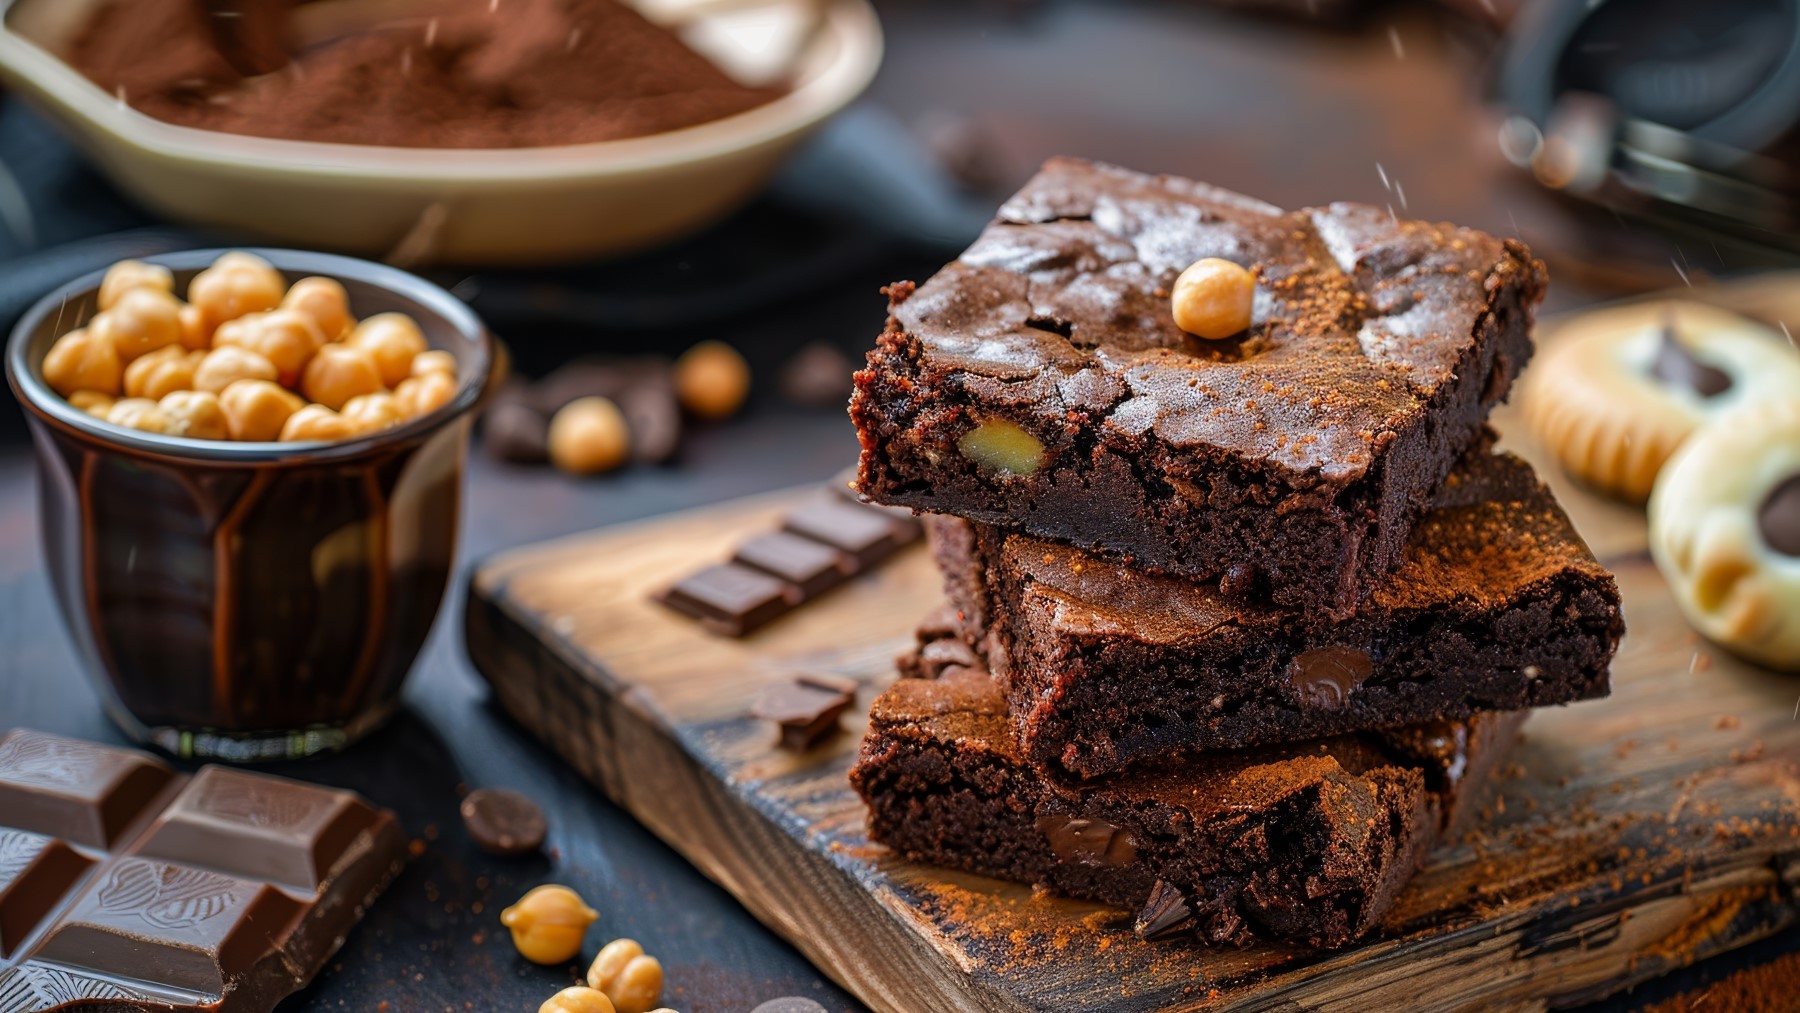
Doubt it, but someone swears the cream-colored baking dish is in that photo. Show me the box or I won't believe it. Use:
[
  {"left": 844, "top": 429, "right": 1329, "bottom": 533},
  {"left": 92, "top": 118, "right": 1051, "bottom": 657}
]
[{"left": 0, "top": 0, "right": 881, "bottom": 264}]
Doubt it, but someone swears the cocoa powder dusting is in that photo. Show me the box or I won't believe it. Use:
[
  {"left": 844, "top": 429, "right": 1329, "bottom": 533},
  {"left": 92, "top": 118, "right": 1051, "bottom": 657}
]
[
  {"left": 68, "top": 0, "right": 783, "bottom": 148},
  {"left": 1641, "top": 948, "right": 1800, "bottom": 1013}
]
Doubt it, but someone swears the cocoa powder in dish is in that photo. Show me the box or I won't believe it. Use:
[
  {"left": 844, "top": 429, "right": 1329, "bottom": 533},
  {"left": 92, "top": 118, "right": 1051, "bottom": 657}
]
[{"left": 68, "top": 0, "right": 784, "bottom": 149}]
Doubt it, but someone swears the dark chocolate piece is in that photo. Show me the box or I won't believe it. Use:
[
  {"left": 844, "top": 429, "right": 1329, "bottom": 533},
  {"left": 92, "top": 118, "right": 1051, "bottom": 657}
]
[
  {"left": 850, "top": 640, "right": 1527, "bottom": 949},
  {"left": 781, "top": 494, "right": 921, "bottom": 571},
  {"left": 460, "top": 788, "right": 548, "bottom": 857},
  {"left": 1759, "top": 475, "right": 1800, "bottom": 557},
  {"left": 932, "top": 450, "right": 1622, "bottom": 781},
  {"left": 483, "top": 400, "right": 551, "bottom": 464},
  {"left": 1650, "top": 322, "right": 1733, "bottom": 398},
  {"left": 750, "top": 1000, "right": 829, "bottom": 1013},
  {"left": 656, "top": 563, "right": 801, "bottom": 637},
  {"left": 751, "top": 676, "right": 857, "bottom": 751},
  {"left": 1133, "top": 880, "right": 1197, "bottom": 942},
  {"left": 0, "top": 728, "right": 405, "bottom": 1012},
  {"left": 732, "top": 531, "right": 855, "bottom": 600},
  {"left": 851, "top": 157, "right": 1546, "bottom": 616}
]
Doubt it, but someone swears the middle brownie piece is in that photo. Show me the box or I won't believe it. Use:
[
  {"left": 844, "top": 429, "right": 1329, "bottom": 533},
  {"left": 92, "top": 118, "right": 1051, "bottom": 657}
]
[{"left": 932, "top": 449, "right": 1623, "bottom": 782}]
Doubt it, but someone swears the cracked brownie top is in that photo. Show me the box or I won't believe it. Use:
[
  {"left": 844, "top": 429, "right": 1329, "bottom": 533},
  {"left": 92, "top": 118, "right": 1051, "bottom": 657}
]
[{"left": 888, "top": 157, "right": 1546, "bottom": 483}]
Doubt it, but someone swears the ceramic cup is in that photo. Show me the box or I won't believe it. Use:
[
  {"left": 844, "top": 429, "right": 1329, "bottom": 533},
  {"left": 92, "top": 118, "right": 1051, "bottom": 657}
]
[{"left": 6, "top": 249, "right": 495, "bottom": 760}]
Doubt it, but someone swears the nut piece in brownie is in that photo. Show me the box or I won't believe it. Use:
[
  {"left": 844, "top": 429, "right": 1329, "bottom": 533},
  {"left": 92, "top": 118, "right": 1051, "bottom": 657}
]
[
  {"left": 851, "top": 157, "right": 1546, "bottom": 615},
  {"left": 850, "top": 630, "right": 1525, "bottom": 949},
  {"left": 930, "top": 449, "right": 1620, "bottom": 782}
]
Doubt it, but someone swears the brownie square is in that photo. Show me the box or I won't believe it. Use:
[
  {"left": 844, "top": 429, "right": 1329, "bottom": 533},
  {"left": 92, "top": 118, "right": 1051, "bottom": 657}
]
[
  {"left": 930, "top": 449, "right": 1621, "bottom": 782},
  {"left": 851, "top": 157, "right": 1547, "bottom": 615},
  {"left": 850, "top": 630, "right": 1525, "bottom": 950}
]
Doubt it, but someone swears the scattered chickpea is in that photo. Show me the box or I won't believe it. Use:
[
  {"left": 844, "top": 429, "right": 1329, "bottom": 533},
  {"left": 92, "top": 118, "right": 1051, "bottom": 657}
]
[
  {"left": 500, "top": 885, "right": 598, "bottom": 966},
  {"left": 549, "top": 397, "right": 630, "bottom": 475},
  {"left": 279, "top": 404, "right": 356, "bottom": 442},
  {"left": 341, "top": 391, "right": 404, "bottom": 435},
  {"left": 194, "top": 346, "right": 280, "bottom": 395},
  {"left": 214, "top": 309, "right": 326, "bottom": 385},
  {"left": 280, "top": 276, "right": 353, "bottom": 340},
  {"left": 97, "top": 259, "right": 174, "bottom": 311},
  {"left": 219, "top": 379, "right": 304, "bottom": 442},
  {"left": 92, "top": 287, "right": 185, "bottom": 362},
  {"left": 177, "top": 303, "right": 212, "bottom": 351},
  {"left": 411, "top": 349, "right": 457, "bottom": 377},
  {"left": 587, "top": 939, "right": 663, "bottom": 1013},
  {"left": 159, "top": 390, "right": 230, "bottom": 440},
  {"left": 673, "top": 340, "right": 750, "bottom": 419},
  {"left": 349, "top": 312, "right": 428, "bottom": 387},
  {"left": 67, "top": 391, "right": 116, "bottom": 417},
  {"left": 43, "top": 328, "right": 122, "bottom": 397},
  {"left": 1170, "top": 257, "right": 1255, "bottom": 340},
  {"left": 302, "top": 344, "right": 384, "bottom": 411},
  {"left": 105, "top": 398, "right": 173, "bottom": 434},
  {"left": 395, "top": 369, "right": 456, "bottom": 419},
  {"left": 189, "top": 251, "right": 284, "bottom": 327},
  {"left": 124, "top": 346, "right": 203, "bottom": 401},
  {"left": 540, "top": 987, "right": 616, "bottom": 1013}
]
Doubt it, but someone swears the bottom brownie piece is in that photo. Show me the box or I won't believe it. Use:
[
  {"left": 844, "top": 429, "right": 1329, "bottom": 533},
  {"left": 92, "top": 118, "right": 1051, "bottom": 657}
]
[{"left": 850, "top": 625, "right": 1524, "bottom": 949}]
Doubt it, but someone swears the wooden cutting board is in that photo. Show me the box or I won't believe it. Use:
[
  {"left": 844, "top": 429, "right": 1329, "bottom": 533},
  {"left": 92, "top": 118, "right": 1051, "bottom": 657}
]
[{"left": 464, "top": 288, "right": 1800, "bottom": 1013}]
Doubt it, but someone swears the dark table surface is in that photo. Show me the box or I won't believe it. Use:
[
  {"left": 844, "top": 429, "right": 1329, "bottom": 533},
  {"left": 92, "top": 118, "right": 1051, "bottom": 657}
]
[{"left": 2, "top": 1, "right": 1797, "bottom": 1010}]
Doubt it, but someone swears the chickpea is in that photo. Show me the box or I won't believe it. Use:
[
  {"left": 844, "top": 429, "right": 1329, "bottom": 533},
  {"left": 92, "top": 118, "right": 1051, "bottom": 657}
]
[
  {"left": 194, "top": 346, "right": 279, "bottom": 394},
  {"left": 91, "top": 287, "right": 185, "bottom": 363},
  {"left": 214, "top": 309, "right": 325, "bottom": 385},
  {"left": 124, "top": 345, "right": 202, "bottom": 401},
  {"left": 411, "top": 349, "right": 457, "bottom": 377},
  {"left": 395, "top": 370, "right": 456, "bottom": 419},
  {"left": 587, "top": 939, "right": 663, "bottom": 1013},
  {"left": 159, "top": 390, "right": 230, "bottom": 440},
  {"left": 499, "top": 885, "right": 597, "bottom": 966},
  {"left": 302, "top": 344, "right": 384, "bottom": 411},
  {"left": 280, "top": 276, "right": 353, "bottom": 340},
  {"left": 219, "top": 379, "right": 304, "bottom": 442},
  {"left": 43, "top": 328, "right": 123, "bottom": 397},
  {"left": 189, "top": 251, "right": 284, "bottom": 328},
  {"left": 279, "top": 404, "right": 357, "bottom": 442},
  {"left": 67, "top": 391, "right": 116, "bottom": 417},
  {"left": 341, "top": 391, "right": 404, "bottom": 435},
  {"left": 98, "top": 259, "right": 174, "bottom": 311},
  {"left": 348, "top": 312, "right": 428, "bottom": 387},
  {"left": 549, "top": 397, "right": 629, "bottom": 475},
  {"left": 1170, "top": 257, "right": 1255, "bottom": 340},
  {"left": 177, "top": 303, "right": 212, "bottom": 351},
  {"left": 541, "top": 987, "right": 616, "bottom": 1013},
  {"left": 105, "top": 398, "right": 173, "bottom": 434},
  {"left": 673, "top": 340, "right": 750, "bottom": 420}
]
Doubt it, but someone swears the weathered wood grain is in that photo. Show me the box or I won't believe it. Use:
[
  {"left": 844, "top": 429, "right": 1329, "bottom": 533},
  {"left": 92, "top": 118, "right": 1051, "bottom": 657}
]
[{"left": 465, "top": 291, "right": 1800, "bottom": 1012}]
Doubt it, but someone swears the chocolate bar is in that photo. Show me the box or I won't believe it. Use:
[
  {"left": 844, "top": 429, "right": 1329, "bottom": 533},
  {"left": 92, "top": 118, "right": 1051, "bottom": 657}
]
[{"left": 0, "top": 729, "right": 405, "bottom": 1011}]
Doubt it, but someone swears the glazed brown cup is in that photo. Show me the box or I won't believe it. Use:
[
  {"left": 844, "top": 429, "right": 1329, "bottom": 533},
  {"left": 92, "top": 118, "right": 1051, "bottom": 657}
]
[{"left": 6, "top": 249, "right": 495, "bottom": 760}]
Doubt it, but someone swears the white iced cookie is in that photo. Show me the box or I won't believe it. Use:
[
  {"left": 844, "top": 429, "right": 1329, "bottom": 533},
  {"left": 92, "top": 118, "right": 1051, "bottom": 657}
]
[
  {"left": 1524, "top": 301, "right": 1800, "bottom": 503},
  {"left": 1649, "top": 401, "right": 1800, "bottom": 671}
]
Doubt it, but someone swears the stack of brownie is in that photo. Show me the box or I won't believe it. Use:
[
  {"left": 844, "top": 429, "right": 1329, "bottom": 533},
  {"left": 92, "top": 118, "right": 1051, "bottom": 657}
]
[{"left": 846, "top": 158, "right": 1625, "bottom": 949}]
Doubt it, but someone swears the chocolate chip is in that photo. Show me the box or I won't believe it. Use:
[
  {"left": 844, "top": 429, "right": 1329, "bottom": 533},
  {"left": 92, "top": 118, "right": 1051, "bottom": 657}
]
[
  {"left": 657, "top": 563, "right": 802, "bottom": 636},
  {"left": 460, "top": 788, "right": 547, "bottom": 857},
  {"left": 1035, "top": 814, "right": 1137, "bottom": 867},
  {"left": 751, "top": 675, "right": 857, "bottom": 750},
  {"left": 1134, "top": 879, "right": 1197, "bottom": 942},
  {"left": 750, "top": 1000, "right": 828, "bottom": 1013},
  {"left": 1289, "top": 646, "right": 1373, "bottom": 708},
  {"left": 483, "top": 400, "right": 550, "bottom": 464},
  {"left": 1218, "top": 562, "right": 1258, "bottom": 599},
  {"left": 1649, "top": 322, "right": 1732, "bottom": 397},
  {"left": 779, "top": 342, "right": 856, "bottom": 409},
  {"left": 1759, "top": 475, "right": 1800, "bottom": 557}
]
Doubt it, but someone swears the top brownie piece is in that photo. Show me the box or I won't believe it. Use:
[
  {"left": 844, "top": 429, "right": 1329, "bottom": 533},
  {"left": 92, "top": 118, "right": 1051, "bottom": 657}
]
[{"left": 851, "top": 158, "right": 1547, "bottom": 614}]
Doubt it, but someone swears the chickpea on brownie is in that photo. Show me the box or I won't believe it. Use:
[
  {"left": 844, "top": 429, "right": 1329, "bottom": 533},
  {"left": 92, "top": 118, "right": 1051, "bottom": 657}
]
[{"left": 43, "top": 253, "right": 459, "bottom": 442}]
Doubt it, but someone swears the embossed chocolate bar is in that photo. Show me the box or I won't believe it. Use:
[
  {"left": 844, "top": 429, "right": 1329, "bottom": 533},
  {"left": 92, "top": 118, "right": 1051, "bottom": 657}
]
[{"left": 0, "top": 729, "right": 405, "bottom": 1011}]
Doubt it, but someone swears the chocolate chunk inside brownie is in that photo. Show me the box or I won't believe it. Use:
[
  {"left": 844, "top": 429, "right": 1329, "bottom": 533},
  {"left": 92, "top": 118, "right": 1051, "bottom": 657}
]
[
  {"left": 851, "top": 157, "right": 1546, "bottom": 616},
  {"left": 850, "top": 631, "right": 1525, "bottom": 949},
  {"left": 930, "top": 448, "right": 1621, "bottom": 782}
]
